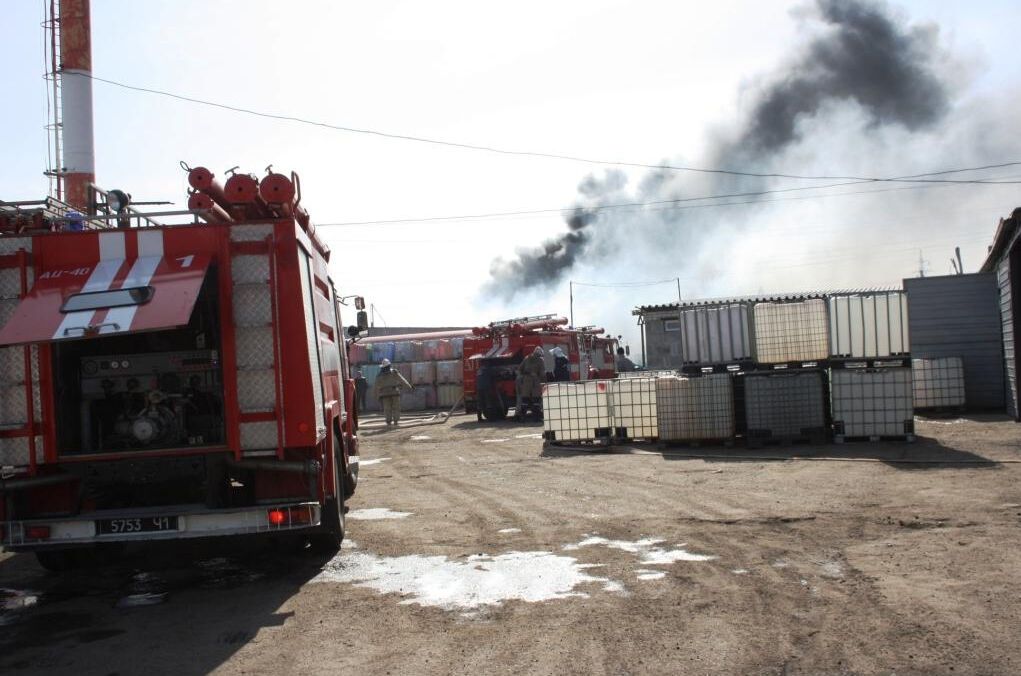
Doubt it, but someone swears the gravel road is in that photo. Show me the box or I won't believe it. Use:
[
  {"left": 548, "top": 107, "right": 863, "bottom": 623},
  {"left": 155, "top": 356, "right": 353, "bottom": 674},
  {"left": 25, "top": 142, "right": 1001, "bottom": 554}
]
[{"left": 2, "top": 412, "right": 1019, "bottom": 675}]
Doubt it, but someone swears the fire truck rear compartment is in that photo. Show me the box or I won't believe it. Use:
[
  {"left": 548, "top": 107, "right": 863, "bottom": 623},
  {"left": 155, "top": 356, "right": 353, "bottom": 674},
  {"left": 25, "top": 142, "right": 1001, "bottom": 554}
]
[{"left": 52, "top": 269, "right": 226, "bottom": 455}]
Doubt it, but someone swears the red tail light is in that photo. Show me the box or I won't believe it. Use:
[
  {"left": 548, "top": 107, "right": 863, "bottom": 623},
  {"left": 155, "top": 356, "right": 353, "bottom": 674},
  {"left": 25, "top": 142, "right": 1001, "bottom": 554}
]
[
  {"left": 26, "top": 525, "right": 51, "bottom": 540},
  {"left": 267, "top": 507, "right": 313, "bottom": 527}
]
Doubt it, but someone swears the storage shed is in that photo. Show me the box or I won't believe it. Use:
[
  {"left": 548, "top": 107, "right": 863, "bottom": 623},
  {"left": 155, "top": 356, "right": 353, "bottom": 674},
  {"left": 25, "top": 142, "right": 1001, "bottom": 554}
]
[
  {"left": 903, "top": 273, "right": 1003, "bottom": 411},
  {"left": 980, "top": 207, "right": 1021, "bottom": 420}
]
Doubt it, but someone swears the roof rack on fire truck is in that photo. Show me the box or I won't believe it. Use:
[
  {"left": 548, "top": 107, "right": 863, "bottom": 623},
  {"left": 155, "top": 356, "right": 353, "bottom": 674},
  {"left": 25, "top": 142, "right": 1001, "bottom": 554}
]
[
  {"left": 0, "top": 185, "right": 166, "bottom": 234},
  {"left": 487, "top": 314, "right": 561, "bottom": 328}
]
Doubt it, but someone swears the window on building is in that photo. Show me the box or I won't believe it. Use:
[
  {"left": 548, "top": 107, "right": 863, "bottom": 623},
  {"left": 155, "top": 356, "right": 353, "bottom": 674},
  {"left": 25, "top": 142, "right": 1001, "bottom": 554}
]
[{"left": 664, "top": 319, "right": 680, "bottom": 332}]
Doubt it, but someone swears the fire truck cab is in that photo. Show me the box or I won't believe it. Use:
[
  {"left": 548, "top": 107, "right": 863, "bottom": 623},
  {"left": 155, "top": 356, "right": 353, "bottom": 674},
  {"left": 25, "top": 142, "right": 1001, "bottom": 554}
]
[
  {"left": 462, "top": 315, "right": 617, "bottom": 421},
  {"left": 0, "top": 177, "right": 359, "bottom": 570}
]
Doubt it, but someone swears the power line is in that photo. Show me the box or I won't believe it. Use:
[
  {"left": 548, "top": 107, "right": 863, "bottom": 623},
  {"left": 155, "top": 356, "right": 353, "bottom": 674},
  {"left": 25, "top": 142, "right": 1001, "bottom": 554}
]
[
  {"left": 317, "top": 167, "right": 1021, "bottom": 228},
  {"left": 76, "top": 72, "right": 1021, "bottom": 187}
]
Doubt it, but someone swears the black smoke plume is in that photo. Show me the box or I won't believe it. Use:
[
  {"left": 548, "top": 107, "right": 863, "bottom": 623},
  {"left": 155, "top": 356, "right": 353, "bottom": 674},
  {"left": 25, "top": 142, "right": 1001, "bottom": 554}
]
[{"left": 486, "top": 0, "right": 950, "bottom": 297}]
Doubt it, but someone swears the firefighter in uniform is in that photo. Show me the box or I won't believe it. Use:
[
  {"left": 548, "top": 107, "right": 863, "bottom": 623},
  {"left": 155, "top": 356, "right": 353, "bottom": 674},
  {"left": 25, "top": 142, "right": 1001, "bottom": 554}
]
[
  {"left": 516, "top": 346, "right": 546, "bottom": 418},
  {"left": 373, "top": 359, "right": 413, "bottom": 427}
]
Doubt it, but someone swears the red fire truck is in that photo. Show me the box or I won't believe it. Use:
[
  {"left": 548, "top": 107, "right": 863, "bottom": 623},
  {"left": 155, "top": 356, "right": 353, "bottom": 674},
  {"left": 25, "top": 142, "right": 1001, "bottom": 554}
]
[
  {"left": 463, "top": 315, "right": 618, "bottom": 421},
  {"left": 0, "top": 168, "right": 361, "bottom": 570}
]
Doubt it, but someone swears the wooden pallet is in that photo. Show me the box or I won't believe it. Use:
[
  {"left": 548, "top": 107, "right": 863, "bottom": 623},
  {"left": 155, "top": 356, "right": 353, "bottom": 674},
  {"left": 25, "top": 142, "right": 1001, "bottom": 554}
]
[
  {"left": 658, "top": 438, "right": 735, "bottom": 449},
  {"left": 833, "top": 434, "right": 916, "bottom": 443},
  {"left": 745, "top": 429, "right": 829, "bottom": 448}
]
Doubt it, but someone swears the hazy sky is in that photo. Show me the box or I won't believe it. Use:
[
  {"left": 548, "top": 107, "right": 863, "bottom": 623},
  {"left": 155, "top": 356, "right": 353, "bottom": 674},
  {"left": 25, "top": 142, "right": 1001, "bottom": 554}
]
[{"left": 3, "top": 1, "right": 1020, "bottom": 357}]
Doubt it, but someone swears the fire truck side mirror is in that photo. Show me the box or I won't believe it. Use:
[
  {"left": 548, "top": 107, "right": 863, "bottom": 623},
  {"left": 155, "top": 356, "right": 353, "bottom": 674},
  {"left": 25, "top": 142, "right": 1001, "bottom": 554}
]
[
  {"left": 356, "top": 310, "right": 369, "bottom": 331},
  {"left": 354, "top": 296, "right": 365, "bottom": 311}
]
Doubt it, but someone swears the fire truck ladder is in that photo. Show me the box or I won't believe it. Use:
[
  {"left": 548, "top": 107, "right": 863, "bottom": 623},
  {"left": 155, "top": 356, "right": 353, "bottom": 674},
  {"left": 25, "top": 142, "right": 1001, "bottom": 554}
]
[
  {"left": 227, "top": 227, "right": 285, "bottom": 460},
  {"left": 0, "top": 242, "right": 42, "bottom": 476}
]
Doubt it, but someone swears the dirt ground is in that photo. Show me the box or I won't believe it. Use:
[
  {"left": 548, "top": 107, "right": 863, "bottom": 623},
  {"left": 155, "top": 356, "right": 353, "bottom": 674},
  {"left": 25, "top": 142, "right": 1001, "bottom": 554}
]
[{"left": 2, "top": 411, "right": 1020, "bottom": 675}]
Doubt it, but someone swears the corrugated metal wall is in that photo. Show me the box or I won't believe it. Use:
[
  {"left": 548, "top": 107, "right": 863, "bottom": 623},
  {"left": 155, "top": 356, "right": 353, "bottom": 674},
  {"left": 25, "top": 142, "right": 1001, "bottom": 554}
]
[
  {"left": 997, "top": 258, "right": 1017, "bottom": 418},
  {"left": 904, "top": 273, "right": 1004, "bottom": 410}
]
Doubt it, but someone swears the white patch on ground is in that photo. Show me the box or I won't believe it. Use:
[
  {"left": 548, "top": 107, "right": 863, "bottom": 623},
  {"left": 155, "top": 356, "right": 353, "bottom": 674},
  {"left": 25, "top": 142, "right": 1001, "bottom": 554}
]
[
  {"left": 772, "top": 560, "right": 791, "bottom": 569},
  {"left": 314, "top": 550, "right": 620, "bottom": 610},
  {"left": 732, "top": 568, "right": 749, "bottom": 575},
  {"left": 0, "top": 588, "right": 39, "bottom": 611},
  {"left": 498, "top": 528, "right": 522, "bottom": 534},
  {"left": 481, "top": 439, "right": 508, "bottom": 443},
  {"left": 819, "top": 561, "right": 844, "bottom": 579},
  {"left": 635, "top": 569, "right": 667, "bottom": 581},
  {"left": 564, "top": 536, "right": 716, "bottom": 564},
  {"left": 916, "top": 417, "right": 966, "bottom": 425},
  {"left": 359, "top": 457, "right": 390, "bottom": 466},
  {"left": 514, "top": 433, "right": 543, "bottom": 439},
  {"left": 410, "top": 435, "right": 431, "bottom": 441},
  {"left": 347, "top": 508, "right": 412, "bottom": 520}
]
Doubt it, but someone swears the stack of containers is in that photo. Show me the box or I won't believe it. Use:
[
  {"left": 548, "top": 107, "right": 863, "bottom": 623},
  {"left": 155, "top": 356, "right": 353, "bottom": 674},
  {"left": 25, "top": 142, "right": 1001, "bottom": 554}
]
[
  {"left": 655, "top": 374, "right": 735, "bottom": 443},
  {"left": 743, "top": 371, "right": 827, "bottom": 445},
  {"left": 830, "top": 367, "right": 914, "bottom": 441},
  {"left": 753, "top": 299, "right": 829, "bottom": 364},
  {"left": 359, "top": 364, "right": 381, "bottom": 412},
  {"left": 542, "top": 381, "right": 613, "bottom": 443},
  {"left": 911, "top": 357, "right": 965, "bottom": 410},
  {"left": 349, "top": 336, "right": 466, "bottom": 412},
  {"left": 611, "top": 377, "right": 658, "bottom": 440},
  {"left": 435, "top": 359, "right": 464, "bottom": 409}
]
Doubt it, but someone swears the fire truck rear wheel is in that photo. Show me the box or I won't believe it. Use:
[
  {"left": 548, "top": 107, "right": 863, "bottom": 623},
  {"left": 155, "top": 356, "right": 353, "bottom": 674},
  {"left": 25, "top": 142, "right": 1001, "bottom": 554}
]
[
  {"left": 35, "top": 548, "right": 84, "bottom": 573},
  {"left": 482, "top": 404, "right": 508, "bottom": 421},
  {"left": 309, "top": 431, "right": 346, "bottom": 555}
]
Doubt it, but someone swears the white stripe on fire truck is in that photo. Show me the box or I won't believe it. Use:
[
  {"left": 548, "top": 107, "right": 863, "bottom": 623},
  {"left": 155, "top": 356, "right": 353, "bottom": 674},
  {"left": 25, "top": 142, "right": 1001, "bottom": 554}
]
[
  {"left": 52, "top": 232, "right": 127, "bottom": 340},
  {"left": 100, "top": 231, "right": 164, "bottom": 335}
]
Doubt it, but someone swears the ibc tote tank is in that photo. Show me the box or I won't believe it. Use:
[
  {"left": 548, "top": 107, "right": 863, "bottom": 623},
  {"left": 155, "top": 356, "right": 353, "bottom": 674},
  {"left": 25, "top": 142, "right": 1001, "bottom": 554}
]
[
  {"left": 830, "top": 367, "right": 914, "bottom": 439},
  {"left": 743, "top": 371, "right": 827, "bottom": 442},
  {"left": 655, "top": 374, "right": 734, "bottom": 442},
  {"left": 753, "top": 299, "right": 830, "bottom": 364}
]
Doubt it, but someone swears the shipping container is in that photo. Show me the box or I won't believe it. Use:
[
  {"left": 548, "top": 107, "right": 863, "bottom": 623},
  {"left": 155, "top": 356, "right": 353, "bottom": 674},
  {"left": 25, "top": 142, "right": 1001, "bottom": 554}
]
[
  {"left": 655, "top": 374, "right": 735, "bottom": 442},
  {"left": 830, "top": 367, "right": 914, "bottom": 439},
  {"left": 611, "top": 377, "right": 658, "bottom": 440},
  {"left": 912, "top": 357, "right": 965, "bottom": 409},
  {"left": 743, "top": 371, "right": 827, "bottom": 442},
  {"left": 678, "top": 304, "right": 753, "bottom": 365},
  {"left": 542, "top": 381, "right": 613, "bottom": 443},
  {"left": 753, "top": 299, "right": 830, "bottom": 364},
  {"left": 829, "top": 292, "right": 909, "bottom": 358}
]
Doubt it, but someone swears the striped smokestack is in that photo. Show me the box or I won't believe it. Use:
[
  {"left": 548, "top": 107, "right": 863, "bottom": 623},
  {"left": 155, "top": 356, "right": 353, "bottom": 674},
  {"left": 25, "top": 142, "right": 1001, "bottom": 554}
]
[{"left": 59, "top": 0, "right": 95, "bottom": 211}]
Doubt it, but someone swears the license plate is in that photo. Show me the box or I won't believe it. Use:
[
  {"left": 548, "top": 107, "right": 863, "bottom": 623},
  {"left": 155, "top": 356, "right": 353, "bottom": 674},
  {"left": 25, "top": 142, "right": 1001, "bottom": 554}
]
[{"left": 97, "top": 516, "right": 179, "bottom": 535}]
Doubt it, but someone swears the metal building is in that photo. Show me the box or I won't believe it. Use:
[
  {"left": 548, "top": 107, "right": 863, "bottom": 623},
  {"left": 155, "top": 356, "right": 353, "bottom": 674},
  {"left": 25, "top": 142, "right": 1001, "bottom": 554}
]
[
  {"left": 980, "top": 207, "right": 1021, "bottom": 419},
  {"left": 903, "top": 273, "right": 1004, "bottom": 410}
]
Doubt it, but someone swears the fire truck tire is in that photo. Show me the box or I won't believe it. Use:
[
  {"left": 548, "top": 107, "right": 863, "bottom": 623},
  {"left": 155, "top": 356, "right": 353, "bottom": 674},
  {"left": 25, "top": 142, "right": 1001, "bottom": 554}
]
[
  {"left": 309, "top": 432, "right": 346, "bottom": 555},
  {"left": 481, "top": 404, "right": 508, "bottom": 421}
]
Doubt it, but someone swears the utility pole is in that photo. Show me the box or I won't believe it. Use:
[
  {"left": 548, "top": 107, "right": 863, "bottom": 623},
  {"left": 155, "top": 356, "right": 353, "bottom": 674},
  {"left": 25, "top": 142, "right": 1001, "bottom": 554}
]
[{"left": 569, "top": 281, "right": 574, "bottom": 327}]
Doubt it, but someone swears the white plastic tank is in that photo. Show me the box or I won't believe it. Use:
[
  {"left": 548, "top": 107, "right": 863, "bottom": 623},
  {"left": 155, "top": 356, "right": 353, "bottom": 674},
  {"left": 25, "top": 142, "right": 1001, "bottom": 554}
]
[
  {"left": 610, "top": 377, "right": 658, "bottom": 439},
  {"left": 678, "top": 304, "right": 753, "bottom": 365},
  {"left": 829, "top": 292, "right": 909, "bottom": 358},
  {"left": 912, "top": 357, "right": 965, "bottom": 409},
  {"left": 619, "top": 369, "right": 675, "bottom": 379},
  {"left": 400, "top": 387, "right": 429, "bottom": 411},
  {"left": 753, "top": 299, "right": 830, "bottom": 364},
  {"left": 744, "top": 371, "right": 827, "bottom": 440},
  {"left": 542, "top": 380, "right": 613, "bottom": 442},
  {"left": 830, "top": 367, "right": 913, "bottom": 438},
  {"left": 655, "top": 374, "right": 734, "bottom": 441}
]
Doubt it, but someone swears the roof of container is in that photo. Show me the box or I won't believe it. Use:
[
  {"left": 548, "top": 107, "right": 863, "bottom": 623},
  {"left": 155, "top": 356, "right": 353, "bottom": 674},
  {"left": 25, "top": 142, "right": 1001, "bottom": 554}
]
[
  {"left": 633, "top": 286, "right": 903, "bottom": 315},
  {"left": 979, "top": 206, "right": 1021, "bottom": 272}
]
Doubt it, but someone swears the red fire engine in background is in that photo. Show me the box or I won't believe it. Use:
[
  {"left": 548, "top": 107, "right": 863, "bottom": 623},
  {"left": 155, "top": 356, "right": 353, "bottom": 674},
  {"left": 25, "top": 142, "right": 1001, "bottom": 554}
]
[
  {"left": 0, "top": 166, "right": 363, "bottom": 570},
  {"left": 462, "top": 315, "right": 618, "bottom": 421}
]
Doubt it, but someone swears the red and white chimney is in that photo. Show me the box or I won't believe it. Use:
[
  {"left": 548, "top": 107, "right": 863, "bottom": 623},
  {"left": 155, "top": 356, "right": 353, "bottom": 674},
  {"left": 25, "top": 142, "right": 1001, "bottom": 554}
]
[{"left": 59, "top": 0, "right": 95, "bottom": 211}]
